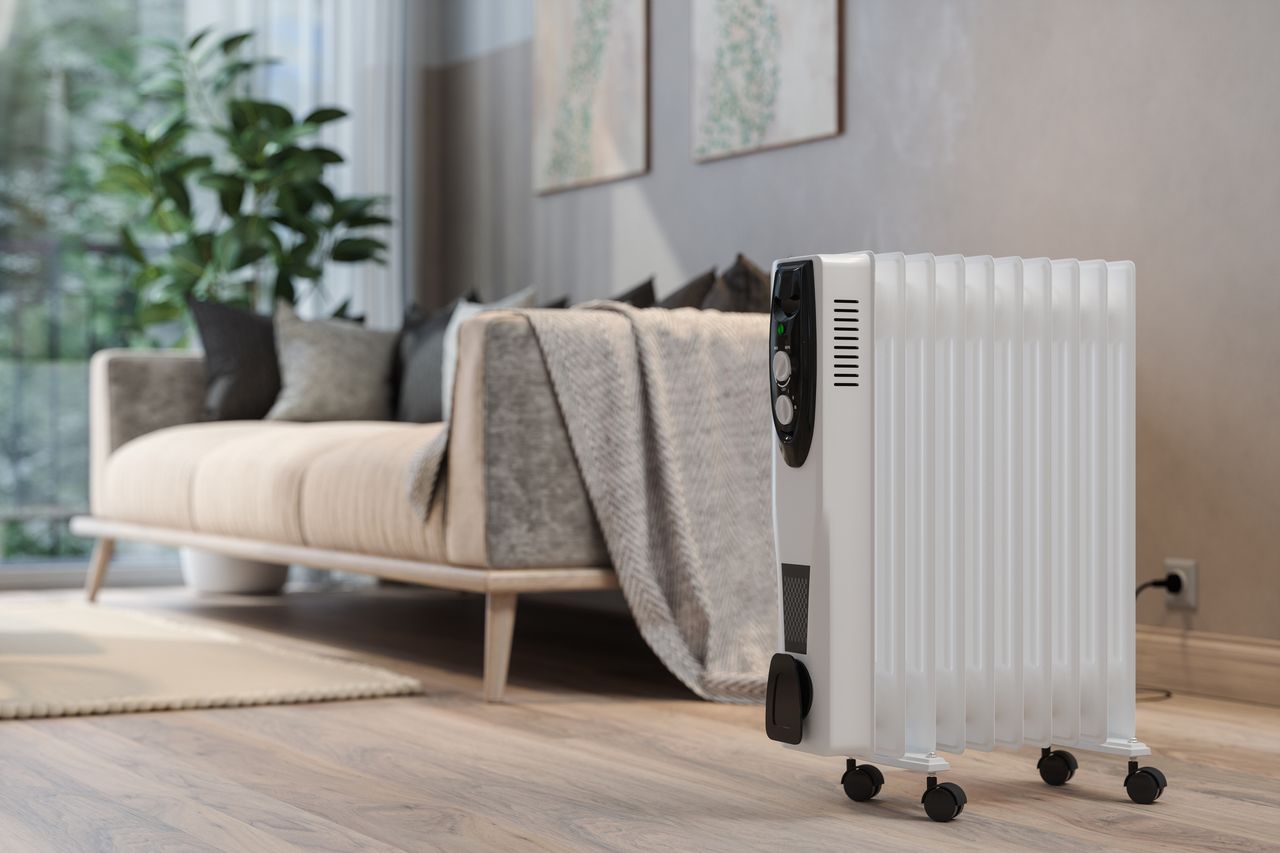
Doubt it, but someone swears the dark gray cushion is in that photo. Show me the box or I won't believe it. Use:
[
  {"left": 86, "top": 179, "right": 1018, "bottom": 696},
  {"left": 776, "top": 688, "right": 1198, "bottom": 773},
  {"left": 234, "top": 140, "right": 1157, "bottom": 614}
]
[
  {"left": 396, "top": 298, "right": 464, "bottom": 423},
  {"left": 188, "top": 299, "right": 280, "bottom": 420},
  {"left": 613, "top": 278, "right": 656, "bottom": 308},
  {"left": 659, "top": 268, "right": 716, "bottom": 309},
  {"left": 702, "top": 254, "right": 771, "bottom": 312}
]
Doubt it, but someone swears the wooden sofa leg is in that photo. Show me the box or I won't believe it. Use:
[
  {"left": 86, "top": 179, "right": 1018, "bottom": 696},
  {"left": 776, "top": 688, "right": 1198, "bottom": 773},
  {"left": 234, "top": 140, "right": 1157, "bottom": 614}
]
[
  {"left": 483, "top": 592, "right": 518, "bottom": 702},
  {"left": 85, "top": 537, "right": 116, "bottom": 603}
]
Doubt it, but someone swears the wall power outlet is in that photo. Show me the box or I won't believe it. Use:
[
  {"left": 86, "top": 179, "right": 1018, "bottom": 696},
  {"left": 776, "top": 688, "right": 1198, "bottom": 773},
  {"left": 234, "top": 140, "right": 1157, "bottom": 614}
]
[{"left": 1164, "top": 558, "right": 1198, "bottom": 611}]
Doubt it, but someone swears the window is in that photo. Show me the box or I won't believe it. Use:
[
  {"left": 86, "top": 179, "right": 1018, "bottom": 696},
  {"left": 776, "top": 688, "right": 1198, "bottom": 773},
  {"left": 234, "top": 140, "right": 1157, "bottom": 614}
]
[
  {"left": 0, "top": 0, "right": 183, "bottom": 570},
  {"left": 1, "top": 0, "right": 412, "bottom": 583}
]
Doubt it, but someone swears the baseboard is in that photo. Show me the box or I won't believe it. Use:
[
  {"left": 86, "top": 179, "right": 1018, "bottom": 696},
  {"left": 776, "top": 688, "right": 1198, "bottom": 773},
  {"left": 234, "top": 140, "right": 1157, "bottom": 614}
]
[
  {"left": 1137, "top": 625, "right": 1280, "bottom": 707},
  {"left": 0, "top": 562, "right": 181, "bottom": 591}
]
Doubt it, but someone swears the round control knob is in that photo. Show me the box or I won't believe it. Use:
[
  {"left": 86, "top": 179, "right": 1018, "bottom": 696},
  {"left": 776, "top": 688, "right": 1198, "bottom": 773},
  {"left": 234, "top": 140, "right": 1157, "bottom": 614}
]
[
  {"left": 773, "top": 350, "right": 792, "bottom": 385},
  {"left": 775, "top": 394, "right": 795, "bottom": 426}
]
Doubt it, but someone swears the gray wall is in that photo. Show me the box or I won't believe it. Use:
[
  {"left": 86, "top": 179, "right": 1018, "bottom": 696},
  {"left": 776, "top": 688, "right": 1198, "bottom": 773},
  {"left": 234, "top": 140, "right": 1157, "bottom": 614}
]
[{"left": 425, "top": 0, "right": 1280, "bottom": 641}]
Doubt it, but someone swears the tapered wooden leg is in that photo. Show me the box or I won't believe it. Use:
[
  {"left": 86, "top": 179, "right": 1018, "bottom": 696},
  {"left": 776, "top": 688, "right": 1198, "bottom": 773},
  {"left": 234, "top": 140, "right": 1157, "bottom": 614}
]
[
  {"left": 483, "top": 592, "right": 518, "bottom": 702},
  {"left": 85, "top": 537, "right": 115, "bottom": 603}
]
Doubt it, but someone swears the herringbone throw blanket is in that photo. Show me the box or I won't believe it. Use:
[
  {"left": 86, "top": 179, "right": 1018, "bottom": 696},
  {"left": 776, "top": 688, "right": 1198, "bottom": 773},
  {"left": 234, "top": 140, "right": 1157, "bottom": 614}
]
[
  {"left": 409, "top": 304, "right": 777, "bottom": 702},
  {"left": 527, "top": 305, "right": 775, "bottom": 702}
]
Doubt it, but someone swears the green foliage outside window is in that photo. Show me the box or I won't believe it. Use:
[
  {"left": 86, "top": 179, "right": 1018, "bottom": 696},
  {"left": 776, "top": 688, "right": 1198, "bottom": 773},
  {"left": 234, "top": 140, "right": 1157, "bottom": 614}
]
[
  {"left": 0, "top": 5, "right": 390, "bottom": 561},
  {"left": 1, "top": 0, "right": 177, "bottom": 561}
]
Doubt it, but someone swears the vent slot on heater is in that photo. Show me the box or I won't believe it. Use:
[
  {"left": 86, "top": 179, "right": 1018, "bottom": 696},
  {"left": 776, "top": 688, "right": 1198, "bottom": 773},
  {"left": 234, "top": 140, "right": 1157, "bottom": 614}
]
[
  {"left": 781, "top": 563, "right": 811, "bottom": 654},
  {"left": 832, "top": 298, "right": 860, "bottom": 387}
]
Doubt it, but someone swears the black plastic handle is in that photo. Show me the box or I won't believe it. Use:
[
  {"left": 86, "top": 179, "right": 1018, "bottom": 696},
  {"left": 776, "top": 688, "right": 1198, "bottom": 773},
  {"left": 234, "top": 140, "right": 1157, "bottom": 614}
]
[{"left": 765, "top": 652, "right": 813, "bottom": 744}]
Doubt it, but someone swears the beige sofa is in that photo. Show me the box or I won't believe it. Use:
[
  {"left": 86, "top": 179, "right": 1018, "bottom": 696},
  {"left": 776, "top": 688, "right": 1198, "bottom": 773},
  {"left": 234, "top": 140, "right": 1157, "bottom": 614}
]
[{"left": 73, "top": 311, "right": 616, "bottom": 701}]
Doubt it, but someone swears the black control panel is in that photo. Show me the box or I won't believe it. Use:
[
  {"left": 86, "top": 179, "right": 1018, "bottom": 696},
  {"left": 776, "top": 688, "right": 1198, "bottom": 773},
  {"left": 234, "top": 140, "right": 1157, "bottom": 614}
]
[{"left": 771, "top": 260, "right": 817, "bottom": 467}]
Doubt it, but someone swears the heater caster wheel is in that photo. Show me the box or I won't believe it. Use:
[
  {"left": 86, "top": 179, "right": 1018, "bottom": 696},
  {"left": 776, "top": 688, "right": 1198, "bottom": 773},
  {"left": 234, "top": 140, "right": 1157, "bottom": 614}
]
[
  {"left": 841, "top": 762, "right": 884, "bottom": 802},
  {"left": 1124, "top": 765, "right": 1167, "bottom": 804},
  {"left": 1037, "top": 749, "right": 1079, "bottom": 786},
  {"left": 921, "top": 781, "right": 966, "bottom": 822}
]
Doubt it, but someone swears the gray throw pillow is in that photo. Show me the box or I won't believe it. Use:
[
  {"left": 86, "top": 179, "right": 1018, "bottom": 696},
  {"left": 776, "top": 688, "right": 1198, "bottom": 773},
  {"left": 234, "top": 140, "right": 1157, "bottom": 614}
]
[
  {"left": 440, "top": 287, "right": 537, "bottom": 421},
  {"left": 395, "top": 297, "right": 467, "bottom": 423},
  {"left": 267, "top": 302, "right": 398, "bottom": 421}
]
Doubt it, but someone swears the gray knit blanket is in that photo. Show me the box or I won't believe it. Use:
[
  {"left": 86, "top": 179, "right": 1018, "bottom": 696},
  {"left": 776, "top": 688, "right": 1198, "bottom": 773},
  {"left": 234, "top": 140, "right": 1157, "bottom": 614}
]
[{"left": 411, "top": 304, "right": 777, "bottom": 702}]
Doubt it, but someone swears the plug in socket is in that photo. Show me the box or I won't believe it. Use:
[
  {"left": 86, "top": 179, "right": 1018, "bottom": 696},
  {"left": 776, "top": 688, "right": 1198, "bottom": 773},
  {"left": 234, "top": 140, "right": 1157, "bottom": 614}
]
[{"left": 1164, "top": 558, "right": 1197, "bottom": 611}]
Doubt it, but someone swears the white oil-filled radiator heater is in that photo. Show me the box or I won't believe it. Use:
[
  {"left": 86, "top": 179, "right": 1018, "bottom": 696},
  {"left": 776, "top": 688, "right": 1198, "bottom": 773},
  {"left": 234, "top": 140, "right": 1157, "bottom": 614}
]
[{"left": 765, "top": 251, "right": 1166, "bottom": 822}]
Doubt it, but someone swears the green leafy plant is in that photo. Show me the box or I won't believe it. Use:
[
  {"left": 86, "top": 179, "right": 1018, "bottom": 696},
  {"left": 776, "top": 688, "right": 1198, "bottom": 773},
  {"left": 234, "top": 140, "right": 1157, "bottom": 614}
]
[{"left": 99, "top": 28, "right": 389, "bottom": 329}]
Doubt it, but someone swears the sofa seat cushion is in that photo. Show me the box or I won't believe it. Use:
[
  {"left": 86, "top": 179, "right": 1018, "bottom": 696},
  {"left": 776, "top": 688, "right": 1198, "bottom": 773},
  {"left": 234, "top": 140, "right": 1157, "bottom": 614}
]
[{"left": 99, "top": 420, "right": 446, "bottom": 562}]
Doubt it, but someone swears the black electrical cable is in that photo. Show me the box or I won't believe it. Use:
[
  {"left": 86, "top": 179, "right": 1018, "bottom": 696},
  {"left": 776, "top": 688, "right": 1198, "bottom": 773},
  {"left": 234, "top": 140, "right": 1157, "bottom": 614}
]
[
  {"left": 1135, "top": 572, "right": 1183, "bottom": 702},
  {"left": 1135, "top": 572, "right": 1183, "bottom": 598}
]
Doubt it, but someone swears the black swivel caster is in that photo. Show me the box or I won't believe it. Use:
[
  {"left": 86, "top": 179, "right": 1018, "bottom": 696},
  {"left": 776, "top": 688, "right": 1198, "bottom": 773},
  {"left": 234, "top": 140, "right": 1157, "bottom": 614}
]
[
  {"left": 921, "top": 777, "right": 966, "bottom": 822},
  {"left": 1037, "top": 747, "right": 1078, "bottom": 786},
  {"left": 1124, "top": 762, "right": 1167, "bottom": 804},
  {"left": 841, "top": 759, "right": 884, "bottom": 802}
]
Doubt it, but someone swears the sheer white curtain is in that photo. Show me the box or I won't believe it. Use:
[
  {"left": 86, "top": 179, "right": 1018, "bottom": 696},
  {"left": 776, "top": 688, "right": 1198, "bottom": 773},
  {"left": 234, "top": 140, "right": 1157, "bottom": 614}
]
[{"left": 185, "top": 0, "right": 409, "bottom": 327}]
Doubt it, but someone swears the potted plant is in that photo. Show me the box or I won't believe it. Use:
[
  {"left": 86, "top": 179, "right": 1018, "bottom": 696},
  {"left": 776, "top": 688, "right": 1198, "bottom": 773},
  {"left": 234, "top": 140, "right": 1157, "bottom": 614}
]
[
  {"left": 99, "top": 28, "right": 389, "bottom": 338},
  {"left": 98, "top": 29, "right": 390, "bottom": 592}
]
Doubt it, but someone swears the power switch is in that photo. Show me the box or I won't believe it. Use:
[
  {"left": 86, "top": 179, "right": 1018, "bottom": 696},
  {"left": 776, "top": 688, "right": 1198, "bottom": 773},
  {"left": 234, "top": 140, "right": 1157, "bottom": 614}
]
[
  {"left": 773, "top": 350, "right": 792, "bottom": 385},
  {"left": 775, "top": 395, "right": 795, "bottom": 426}
]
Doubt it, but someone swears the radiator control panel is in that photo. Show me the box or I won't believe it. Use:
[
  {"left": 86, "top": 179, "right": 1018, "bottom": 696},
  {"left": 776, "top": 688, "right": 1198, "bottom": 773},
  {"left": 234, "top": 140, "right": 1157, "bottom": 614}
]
[{"left": 772, "top": 260, "right": 816, "bottom": 467}]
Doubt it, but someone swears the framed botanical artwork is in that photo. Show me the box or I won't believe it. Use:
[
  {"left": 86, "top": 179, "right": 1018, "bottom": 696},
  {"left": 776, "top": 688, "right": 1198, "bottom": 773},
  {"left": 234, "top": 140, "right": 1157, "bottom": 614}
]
[
  {"left": 692, "top": 0, "right": 841, "bottom": 162},
  {"left": 534, "top": 0, "right": 649, "bottom": 194}
]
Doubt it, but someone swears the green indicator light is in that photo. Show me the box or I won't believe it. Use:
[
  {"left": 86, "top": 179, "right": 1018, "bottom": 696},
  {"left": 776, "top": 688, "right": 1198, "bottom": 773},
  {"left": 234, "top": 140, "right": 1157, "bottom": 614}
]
[{"left": 777, "top": 322, "right": 785, "bottom": 335}]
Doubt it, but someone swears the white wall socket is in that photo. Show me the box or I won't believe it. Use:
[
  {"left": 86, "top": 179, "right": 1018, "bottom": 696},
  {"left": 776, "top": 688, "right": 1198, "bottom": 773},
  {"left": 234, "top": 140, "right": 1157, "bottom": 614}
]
[{"left": 1164, "top": 558, "right": 1198, "bottom": 611}]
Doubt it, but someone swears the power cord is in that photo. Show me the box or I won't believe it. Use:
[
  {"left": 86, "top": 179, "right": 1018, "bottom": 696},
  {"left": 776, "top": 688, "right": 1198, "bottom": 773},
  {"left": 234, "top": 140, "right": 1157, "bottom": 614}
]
[
  {"left": 1134, "top": 572, "right": 1182, "bottom": 702},
  {"left": 1135, "top": 571, "right": 1183, "bottom": 598}
]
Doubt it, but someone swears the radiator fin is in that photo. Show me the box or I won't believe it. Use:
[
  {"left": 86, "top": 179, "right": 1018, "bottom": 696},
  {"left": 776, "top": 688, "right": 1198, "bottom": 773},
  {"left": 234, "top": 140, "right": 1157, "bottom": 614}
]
[{"left": 867, "top": 252, "right": 1137, "bottom": 761}]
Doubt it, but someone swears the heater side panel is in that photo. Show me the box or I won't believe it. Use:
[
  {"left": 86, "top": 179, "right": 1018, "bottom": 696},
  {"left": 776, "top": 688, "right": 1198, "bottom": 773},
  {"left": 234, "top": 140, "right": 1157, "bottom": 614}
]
[
  {"left": 818, "top": 253, "right": 876, "bottom": 756},
  {"left": 771, "top": 252, "right": 875, "bottom": 758}
]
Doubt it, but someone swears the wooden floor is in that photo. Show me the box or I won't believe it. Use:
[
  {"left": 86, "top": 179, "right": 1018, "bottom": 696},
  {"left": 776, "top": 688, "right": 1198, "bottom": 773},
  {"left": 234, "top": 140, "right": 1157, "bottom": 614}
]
[{"left": 1, "top": 586, "right": 1278, "bottom": 852}]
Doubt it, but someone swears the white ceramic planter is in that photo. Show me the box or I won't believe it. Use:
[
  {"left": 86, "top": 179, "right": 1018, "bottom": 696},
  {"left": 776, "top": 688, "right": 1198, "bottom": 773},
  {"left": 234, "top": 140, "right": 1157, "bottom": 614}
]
[{"left": 179, "top": 548, "right": 289, "bottom": 595}]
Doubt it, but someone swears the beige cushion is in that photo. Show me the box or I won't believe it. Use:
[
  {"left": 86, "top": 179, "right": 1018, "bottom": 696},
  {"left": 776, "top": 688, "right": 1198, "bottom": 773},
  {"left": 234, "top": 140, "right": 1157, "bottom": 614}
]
[
  {"left": 299, "top": 423, "right": 445, "bottom": 560},
  {"left": 99, "top": 422, "right": 267, "bottom": 531},
  {"left": 99, "top": 421, "right": 445, "bottom": 562}
]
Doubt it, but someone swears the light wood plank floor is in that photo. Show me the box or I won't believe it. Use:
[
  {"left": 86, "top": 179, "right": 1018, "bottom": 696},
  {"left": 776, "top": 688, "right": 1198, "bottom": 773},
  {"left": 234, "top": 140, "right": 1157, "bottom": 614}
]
[{"left": 1, "top": 586, "right": 1278, "bottom": 852}]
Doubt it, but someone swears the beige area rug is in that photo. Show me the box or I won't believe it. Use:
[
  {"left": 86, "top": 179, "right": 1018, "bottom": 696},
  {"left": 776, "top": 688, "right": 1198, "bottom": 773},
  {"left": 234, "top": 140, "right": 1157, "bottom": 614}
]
[{"left": 0, "top": 602, "right": 421, "bottom": 719}]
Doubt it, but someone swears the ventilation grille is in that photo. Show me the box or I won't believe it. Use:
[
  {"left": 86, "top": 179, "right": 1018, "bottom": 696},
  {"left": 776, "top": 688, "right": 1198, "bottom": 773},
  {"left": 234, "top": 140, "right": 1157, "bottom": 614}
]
[
  {"left": 832, "top": 298, "right": 860, "bottom": 387},
  {"left": 781, "top": 563, "right": 811, "bottom": 654}
]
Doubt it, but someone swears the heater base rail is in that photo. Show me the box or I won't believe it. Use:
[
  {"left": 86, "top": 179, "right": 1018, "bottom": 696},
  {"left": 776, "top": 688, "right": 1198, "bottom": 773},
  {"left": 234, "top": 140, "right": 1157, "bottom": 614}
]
[{"left": 840, "top": 735, "right": 1151, "bottom": 776}]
